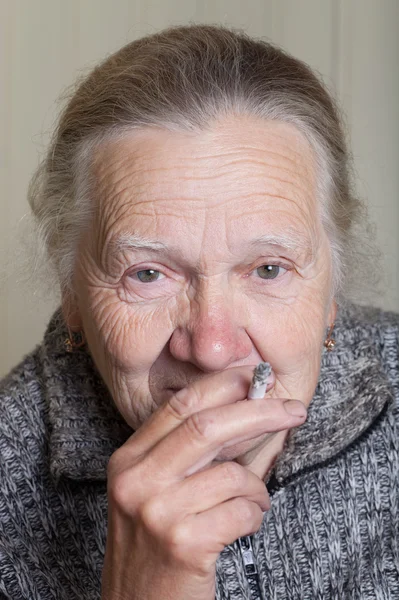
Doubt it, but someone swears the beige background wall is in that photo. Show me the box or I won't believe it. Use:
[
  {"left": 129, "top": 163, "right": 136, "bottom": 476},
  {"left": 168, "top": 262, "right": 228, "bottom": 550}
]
[{"left": 1, "top": 0, "right": 399, "bottom": 377}]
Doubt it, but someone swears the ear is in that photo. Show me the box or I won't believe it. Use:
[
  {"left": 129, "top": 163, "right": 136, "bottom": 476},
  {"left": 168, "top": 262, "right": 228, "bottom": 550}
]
[
  {"left": 327, "top": 298, "right": 337, "bottom": 327},
  {"left": 61, "top": 293, "right": 83, "bottom": 332}
]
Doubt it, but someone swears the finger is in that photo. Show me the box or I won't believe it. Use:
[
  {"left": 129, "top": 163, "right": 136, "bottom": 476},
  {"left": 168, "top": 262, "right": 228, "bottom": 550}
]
[
  {"left": 123, "top": 365, "right": 275, "bottom": 458},
  {"left": 144, "top": 397, "right": 306, "bottom": 480},
  {"left": 147, "top": 462, "right": 270, "bottom": 528},
  {"left": 170, "top": 498, "right": 265, "bottom": 564}
]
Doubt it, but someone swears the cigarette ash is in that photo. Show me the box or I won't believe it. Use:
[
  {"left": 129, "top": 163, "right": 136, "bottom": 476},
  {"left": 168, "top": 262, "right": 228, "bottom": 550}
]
[{"left": 251, "top": 362, "right": 272, "bottom": 389}]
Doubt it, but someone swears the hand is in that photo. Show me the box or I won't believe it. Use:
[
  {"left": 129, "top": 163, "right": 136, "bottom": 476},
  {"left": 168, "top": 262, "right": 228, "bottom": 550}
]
[{"left": 101, "top": 366, "right": 307, "bottom": 600}]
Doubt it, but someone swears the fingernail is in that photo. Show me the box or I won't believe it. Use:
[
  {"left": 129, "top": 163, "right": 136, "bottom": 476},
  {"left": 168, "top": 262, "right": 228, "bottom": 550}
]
[{"left": 283, "top": 400, "right": 307, "bottom": 418}]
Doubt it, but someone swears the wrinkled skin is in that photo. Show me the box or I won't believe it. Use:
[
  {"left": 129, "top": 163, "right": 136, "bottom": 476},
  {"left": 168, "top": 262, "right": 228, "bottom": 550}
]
[{"left": 66, "top": 114, "right": 336, "bottom": 479}]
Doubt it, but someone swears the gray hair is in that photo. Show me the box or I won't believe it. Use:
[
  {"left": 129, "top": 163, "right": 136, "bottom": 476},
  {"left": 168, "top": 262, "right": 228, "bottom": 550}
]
[{"left": 27, "top": 24, "right": 378, "bottom": 307}]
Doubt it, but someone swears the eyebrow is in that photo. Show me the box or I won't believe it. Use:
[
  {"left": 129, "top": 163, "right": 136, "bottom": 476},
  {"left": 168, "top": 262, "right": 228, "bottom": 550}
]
[
  {"left": 108, "top": 231, "right": 314, "bottom": 261},
  {"left": 249, "top": 232, "right": 314, "bottom": 260},
  {"left": 109, "top": 233, "right": 168, "bottom": 254}
]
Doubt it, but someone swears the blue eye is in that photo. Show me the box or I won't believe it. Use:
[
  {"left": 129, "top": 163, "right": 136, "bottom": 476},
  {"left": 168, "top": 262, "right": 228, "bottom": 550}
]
[
  {"left": 256, "top": 265, "right": 286, "bottom": 280},
  {"left": 135, "top": 269, "right": 163, "bottom": 283}
]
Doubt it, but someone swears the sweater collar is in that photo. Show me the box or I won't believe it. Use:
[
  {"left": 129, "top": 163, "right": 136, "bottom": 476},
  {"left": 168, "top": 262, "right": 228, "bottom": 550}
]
[
  {"left": 273, "top": 305, "right": 397, "bottom": 483},
  {"left": 41, "top": 311, "right": 131, "bottom": 481},
  {"left": 42, "top": 304, "right": 397, "bottom": 483}
]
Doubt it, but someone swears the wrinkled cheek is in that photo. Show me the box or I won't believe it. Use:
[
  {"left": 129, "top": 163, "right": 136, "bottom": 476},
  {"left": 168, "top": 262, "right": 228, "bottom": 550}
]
[
  {"left": 116, "top": 307, "right": 174, "bottom": 372},
  {"left": 83, "top": 288, "right": 177, "bottom": 375}
]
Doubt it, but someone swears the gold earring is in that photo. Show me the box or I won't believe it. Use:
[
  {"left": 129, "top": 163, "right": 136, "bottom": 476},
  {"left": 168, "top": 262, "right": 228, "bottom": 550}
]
[
  {"left": 65, "top": 327, "right": 86, "bottom": 353},
  {"left": 324, "top": 323, "right": 336, "bottom": 352}
]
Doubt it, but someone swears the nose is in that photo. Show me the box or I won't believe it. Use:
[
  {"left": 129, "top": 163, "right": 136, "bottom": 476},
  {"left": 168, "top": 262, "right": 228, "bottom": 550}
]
[{"left": 168, "top": 290, "right": 253, "bottom": 372}]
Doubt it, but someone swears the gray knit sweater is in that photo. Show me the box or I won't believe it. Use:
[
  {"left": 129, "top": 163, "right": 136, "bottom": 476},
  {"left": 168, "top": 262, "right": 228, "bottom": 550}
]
[{"left": 0, "top": 303, "right": 399, "bottom": 599}]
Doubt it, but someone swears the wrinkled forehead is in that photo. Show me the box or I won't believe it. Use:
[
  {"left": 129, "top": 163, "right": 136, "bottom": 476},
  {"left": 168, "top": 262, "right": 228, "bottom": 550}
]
[{"left": 89, "top": 116, "right": 320, "bottom": 249}]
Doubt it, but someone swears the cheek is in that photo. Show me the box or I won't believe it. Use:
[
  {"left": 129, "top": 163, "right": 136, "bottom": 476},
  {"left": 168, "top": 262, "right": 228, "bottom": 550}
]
[
  {"left": 80, "top": 286, "right": 176, "bottom": 373},
  {"left": 249, "top": 296, "right": 327, "bottom": 375}
]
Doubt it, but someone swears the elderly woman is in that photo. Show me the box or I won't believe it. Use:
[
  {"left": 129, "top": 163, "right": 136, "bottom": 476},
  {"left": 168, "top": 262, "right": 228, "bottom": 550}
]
[{"left": 0, "top": 24, "right": 398, "bottom": 600}]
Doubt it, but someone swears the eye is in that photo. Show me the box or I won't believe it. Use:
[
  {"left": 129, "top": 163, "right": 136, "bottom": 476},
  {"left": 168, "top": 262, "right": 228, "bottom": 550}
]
[
  {"left": 133, "top": 269, "right": 165, "bottom": 283},
  {"left": 121, "top": 266, "right": 178, "bottom": 303},
  {"left": 255, "top": 265, "right": 287, "bottom": 280}
]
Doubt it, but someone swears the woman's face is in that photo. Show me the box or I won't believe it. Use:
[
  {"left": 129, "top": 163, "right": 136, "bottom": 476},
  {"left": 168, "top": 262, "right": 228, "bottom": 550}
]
[{"left": 68, "top": 115, "right": 336, "bottom": 461}]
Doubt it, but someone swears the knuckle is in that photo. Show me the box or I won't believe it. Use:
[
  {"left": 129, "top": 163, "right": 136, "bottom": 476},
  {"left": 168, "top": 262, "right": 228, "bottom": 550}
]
[
  {"left": 108, "top": 463, "right": 147, "bottom": 514},
  {"left": 167, "top": 387, "right": 201, "bottom": 420},
  {"left": 232, "top": 497, "right": 257, "bottom": 524},
  {"left": 248, "top": 503, "right": 263, "bottom": 531},
  {"left": 139, "top": 498, "right": 164, "bottom": 535},
  {"left": 108, "top": 470, "right": 133, "bottom": 512},
  {"left": 165, "top": 521, "right": 192, "bottom": 558},
  {"left": 185, "top": 411, "right": 216, "bottom": 442},
  {"left": 221, "top": 461, "right": 247, "bottom": 490}
]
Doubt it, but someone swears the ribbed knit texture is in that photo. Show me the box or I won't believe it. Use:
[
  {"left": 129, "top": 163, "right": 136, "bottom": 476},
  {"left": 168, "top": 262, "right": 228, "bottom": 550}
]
[{"left": 0, "top": 302, "right": 398, "bottom": 599}]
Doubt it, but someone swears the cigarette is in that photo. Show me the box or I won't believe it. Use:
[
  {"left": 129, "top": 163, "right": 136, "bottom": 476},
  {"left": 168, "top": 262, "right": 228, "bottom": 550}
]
[{"left": 248, "top": 362, "right": 272, "bottom": 399}]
